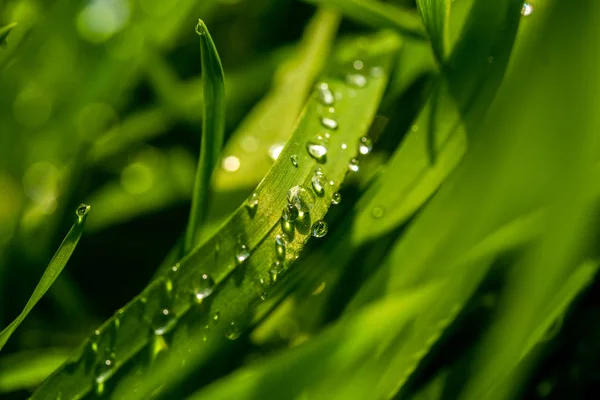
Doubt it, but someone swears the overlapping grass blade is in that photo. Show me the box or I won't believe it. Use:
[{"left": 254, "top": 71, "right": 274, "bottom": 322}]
[
  {"left": 0, "top": 205, "right": 90, "bottom": 351},
  {"left": 32, "top": 33, "right": 400, "bottom": 400},
  {"left": 0, "top": 22, "right": 16, "bottom": 47},
  {"left": 303, "top": 0, "right": 426, "bottom": 39},
  {"left": 416, "top": 0, "right": 450, "bottom": 64},
  {"left": 184, "top": 20, "right": 226, "bottom": 254}
]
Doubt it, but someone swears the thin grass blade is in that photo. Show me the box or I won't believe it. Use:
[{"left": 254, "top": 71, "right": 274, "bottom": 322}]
[
  {"left": 416, "top": 0, "right": 451, "bottom": 64},
  {"left": 0, "top": 22, "right": 16, "bottom": 47}
]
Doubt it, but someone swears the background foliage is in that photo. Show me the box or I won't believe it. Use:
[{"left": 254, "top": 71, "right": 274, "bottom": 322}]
[{"left": 1, "top": 0, "right": 599, "bottom": 399}]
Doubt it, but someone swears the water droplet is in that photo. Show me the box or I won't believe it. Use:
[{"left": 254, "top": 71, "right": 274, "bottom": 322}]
[
  {"left": 235, "top": 244, "right": 250, "bottom": 264},
  {"left": 171, "top": 263, "right": 180, "bottom": 273},
  {"left": 270, "top": 261, "right": 284, "bottom": 282},
  {"left": 341, "top": 143, "right": 347, "bottom": 150},
  {"left": 152, "top": 308, "right": 177, "bottom": 336},
  {"left": 195, "top": 19, "right": 206, "bottom": 36},
  {"left": 358, "top": 137, "right": 373, "bottom": 155},
  {"left": 282, "top": 203, "right": 299, "bottom": 222},
  {"left": 287, "top": 186, "right": 315, "bottom": 213},
  {"left": 331, "top": 192, "right": 342, "bottom": 205},
  {"left": 275, "top": 234, "right": 287, "bottom": 260},
  {"left": 260, "top": 291, "right": 268, "bottom": 301},
  {"left": 346, "top": 73, "right": 367, "bottom": 88},
  {"left": 320, "top": 116, "right": 338, "bottom": 130},
  {"left": 348, "top": 158, "right": 360, "bottom": 172},
  {"left": 225, "top": 321, "right": 241, "bottom": 340},
  {"left": 306, "top": 138, "right": 328, "bottom": 163},
  {"left": 76, "top": 203, "right": 90, "bottom": 218},
  {"left": 372, "top": 206, "right": 384, "bottom": 219},
  {"left": 316, "top": 82, "right": 335, "bottom": 106},
  {"left": 245, "top": 193, "right": 259, "bottom": 216},
  {"left": 94, "top": 357, "right": 115, "bottom": 394},
  {"left": 194, "top": 273, "right": 215, "bottom": 301},
  {"left": 311, "top": 220, "right": 328, "bottom": 238},
  {"left": 290, "top": 154, "right": 299, "bottom": 167},
  {"left": 311, "top": 169, "right": 327, "bottom": 196},
  {"left": 222, "top": 155, "right": 241, "bottom": 172},
  {"left": 353, "top": 60, "right": 364, "bottom": 70},
  {"left": 268, "top": 143, "right": 284, "bottom": 161},
  {"left": 259, "top": 274, "right": 273, "bottom": 288},
  {"left": 212, "top": 311, "right": 220, "bottom": 324},
  {"left": 370, "top": 66, "right": 384, "bottom": 78},
  {"left": 521, "top": 3, "right": 533, "bottom": 16}
]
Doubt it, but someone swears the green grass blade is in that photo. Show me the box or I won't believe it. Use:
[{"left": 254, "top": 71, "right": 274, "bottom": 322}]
[
  {"left": 189, "top": 287, "right": 439, "bottom": 400},
  {"left": 0, "top": 204, "right": 90, "bottom": 351},
  {"left": 416, "top": 0, "right": 451, "bottom": 63},
  {"left": 31, "top": 33, "right": 400, "bottom": 400},
  {"left": 0, "top": 348, "right": 71, "bottom": 392},
  {"left": 303, "top": 0, "right": 426, "bottom": 39},
  {"left": 0, "top": 22, "right": 16, "bottom": 47},
  {"left": 184, "top": 20, "right": 226, "bottom": 254}
]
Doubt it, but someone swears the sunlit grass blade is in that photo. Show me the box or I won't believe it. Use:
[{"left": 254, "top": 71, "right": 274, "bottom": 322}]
[
  {"left": 0, "top": 204, "right": 90, "bottom": 351},
  {"left": 189, "top": 288, "right": 438, "bottom": 400},
  {"left": 303, "top": 0, "right": 426, "bottom": 39},
  {"left": 416, "top": 0, "right": 450, "bottom": 63},
  {"left": 184, "top": 20, "right": 226, "bottom": 254},
  {"left": 0, "top": 348, "right": 71, "bottom": 392},
  {"left": 0, "top": 22, "right": 16, "bottom": 47}
]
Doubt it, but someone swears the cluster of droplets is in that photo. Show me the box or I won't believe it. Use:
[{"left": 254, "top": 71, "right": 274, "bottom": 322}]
[{"left": 90, "top": 319, "right": 119, "bottom": 395}]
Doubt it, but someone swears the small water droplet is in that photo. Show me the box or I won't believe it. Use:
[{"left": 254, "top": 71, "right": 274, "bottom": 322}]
[
  {"left": 353, "top": 60, "right": 364, "bottom": 70},
  {"left": 331, "top": 192, "right": 342, "bottom": 205},
  {"left": 225, "top": 321, "right": 241, "bottom": 340},
  {"left": 194, "top": 273, "right": 215, "bottom": 301},
  {"left": 222, "top": 155, "right": 241, "bottom": 172},
  {"left": 521, "top": 3, "right": 533, "bottom": 16},
  {"left": 341, "top": 143, "right": 347, "bottom": 150},
  {"left": 306, "top": 138, "right": 328, "bottom": 163},
  {"left": 275, "top": 234, "right": 287, "bottom": 260},
  {"left": 268, "top": 143, "right": 284, "bottom": 161},
  {"left": 245, "top": 193, "right": 259, "bottom": 216},
  {"left": 260, "top": 291, "right": 268, "bottom": 301},
  {"left": 259, "top": 273, "right": 273, "bottom": 288},
  {"left": 311, "top": 220, "right": 328, "bottom": 238},
  {"left": 152, "top": 308, "right": 177, "bottom": 336},
  {"left": 311, "top": 169, "right": 327, "bottom": 196},
  {"left": 282, "top": 203, "right": 299, "bottom": 222},
  {"left": 320, "top": 116, "right": 338, "bottom": 130},
  {"left": 76, "top": 203, "right": 90, "bottom": 218},
  {"left": 290, "top": 154, "right": 299, "bottom": 167},
  {"left": 372, "top": 206, "right": 385, "bottom": 219},
  {"left": 346, "top": 73, "right": 367, "bottom": 88},
  {"left": 94, "top": 356, "right": 115, "bottom": 394},
  {"left": 348, "top": 158, "right": 360, "bottom": 172},
  {"left": 212, "top": 311, "right": 220, "bottom": 324},
  {"left": 171, "top": 263, "right": 180, "bottom": 273},
  {"left": 358, "top": 137, "right": 373, "bottom": 155},
  {"left": 270, "top": 261, "right": 284, "bottom": 282},
  {"left": 316, "top": 82, "right": 335, "bottom": 106},
  {"left": 235, "top": 244, "right": 250, "bottom": 264},
  {"left": 287, "top": 186, "right": 315, "bottom": 213},
  {"left": 370, "top": 66, "right": 384, "bottom": 77},
  {"left": 195, "top": 19, "right": 206, "bottom": 35}
]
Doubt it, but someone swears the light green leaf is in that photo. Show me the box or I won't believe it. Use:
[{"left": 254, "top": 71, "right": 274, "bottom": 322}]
[
  {"left": 184, "top": 20, "right": 227, "bottom": 254},
  {"left": 0, "top": 204, "right": 90, "bottom": 351},
  {"left": 416, "top": 0, "right": 451, "bottom": 63}
]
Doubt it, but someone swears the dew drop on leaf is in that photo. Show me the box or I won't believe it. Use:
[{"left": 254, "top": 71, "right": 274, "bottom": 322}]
[
  {"left": 245, "top": 193, "right": 259, "bottom": 216},
  {"left": 311, "top": 169, "right": 327, "bottom": 196},
  {"left": 522, "top": 3, "right": 533, "bottom": 16},
  {"left": 358, "top": 137, "right": 373, "bottom": 155},
  {"left": 290, "top": 154, "right": 299, "bottom": 167},
  {"left": 76, "top": 203, "right": 90, "bottom": 218},
  {"left": 212, "top": 311, "right": 220, "bottom": 324},
  {"left": 306, "top": 136, "right": 328, "bottom": 163},
  {"left": 311, "top": 220, "right": 328, "bottom": 238},
  {"left": 341, "top": 143, "right": 347, "bottom": 150},
  {"left": 270, "top": 260, "right": 284, "bottom": 282},
  {"left": 282, "top": 203, "right": 299, "bottom": 222},
  {"left": 372, "top": 206, "right": 385, "bottom": 219},
  {"left": 225, "top": 321, "right": 241, "bottom": 340},
  {"left": 235, "top": 244, "right": 250, "bottom": 264},
  {"left": 275, "top": 234, "right": 286, "bottom": 260},
  {"left": 195, "top": 19, "right": 205, "bottom": 35},
  {"left": 194, "top": 273, "right": 215, "bottom": 301},
  {"left": 346, "top": 73, "right": 367, "bottom": 88},
  {"left": 331, "top": 192, "right": 342, "bottom": 205},
  {"left": 287, "top": 186, "right": 315, "bottom": 213},
  {"left": 320, "top": 116, "right": 338, "bottom": 130},
  {"left": 348, "top": 158, "right": 360, "bottom": 172},
  {"left": 268, "top": 143, "right": 284, "bottom": 161},
  {"left": 316, "top": 82, "right": 335, "bottom": 106},
  {"left": 152, "top": 308, "right": 177, "bottom": 336},
  {"left": 94, "top": 357, "right": 115, "bottom": 395}
]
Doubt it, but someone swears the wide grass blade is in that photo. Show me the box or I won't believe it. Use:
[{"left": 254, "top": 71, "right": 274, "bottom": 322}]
[
  {"left": 0, "top": 22, "right": 16, "bottom": 47},
  {"left": 0, "top": 348, "right": 71, "bottom": 392},
  {"left": 416, "top": 0, "right": 451, "bottom": 64},
  {"left": 0, "top": 204, "right": 90, "bottom": 351},
  {"left": 184, "top": 20, "right": 226, "bottom": 254},
  {"left": 303, "top": 0, "right": 426, "bottom": 39}
]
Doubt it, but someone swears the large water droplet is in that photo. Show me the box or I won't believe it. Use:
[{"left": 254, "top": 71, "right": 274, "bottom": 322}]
[
  {"left": 311, "top": 220, "right": 328, "bottom": 238},
  {"left": 275, "top": 234, "right": 287, "bottom": 260},
  {"left": 320, "top": 116, "right": 338, "bottom": 130},
  {"left": 311, "top": 169, "right": 327, "bottom": 196},
  {"left": 282, "top": 203, "right": 299, "bottom": 223},
  {"left": 331, "top": 192, "right": 342, "bottom": 205},
  {"left": 152, "top": 308, "right": 177, "bottom": 336},
  {"left": 76, "top": 203, "right": 90, "bottom": 219},
  {"left": 358, "top": 137, "right": 373, "bottom": 155},
  {"left": 235, "top": 244, "right": 250, "bottom": 264},
  {"left": 346, "top": 73, "right": 367, "bottom": 88},
  {"left": 225, "top": 321, "right": 241, "bottom": 340},
  {"left": 245, "top": 193, "right": 259, "bottom": 216},
  {"left": 195, "top": 19, "right": 206, "bottom": 36},
  {"left": 287, "top": 186, "right": 315, "bottom": 213},
  {"left": 307, "top": 137, "right": 328, "bottom": 163},
  {"left": 521, "top": 3, "right": 533, "bottom": 16},
  {"left": 316, "top": 82, "right": 335, "bottom": 106},
  {"left": 348, "top": 158, "right": 360, "bottom": 172},
  {"left": 268, "top": 143, "right": 284, "bottom": 161},
  {"left": 290, "top": 154, "right": 299, "bottom": 167},
  {"left": 194, "top": 273, "right": 215, "bottom": 301}
]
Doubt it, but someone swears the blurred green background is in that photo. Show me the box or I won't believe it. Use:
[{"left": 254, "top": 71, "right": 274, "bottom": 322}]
[{"left": 1, "top": 0, "right": 599, "bottom": 399}]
